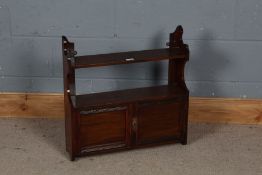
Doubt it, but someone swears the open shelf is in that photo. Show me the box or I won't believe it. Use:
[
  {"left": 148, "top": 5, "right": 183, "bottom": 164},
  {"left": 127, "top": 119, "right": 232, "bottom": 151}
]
[
  {"left": 74, "top": 48, "right": 186, "bottom": 68},
  {"left": 71, "top": 85, "right": 187, "bottom": 110}
]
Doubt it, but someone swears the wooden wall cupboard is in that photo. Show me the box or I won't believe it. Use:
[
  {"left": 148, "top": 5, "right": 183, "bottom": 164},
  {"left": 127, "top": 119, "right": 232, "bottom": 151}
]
[{"left": 62, "top": 26, "right": 189, "bottom": 160}]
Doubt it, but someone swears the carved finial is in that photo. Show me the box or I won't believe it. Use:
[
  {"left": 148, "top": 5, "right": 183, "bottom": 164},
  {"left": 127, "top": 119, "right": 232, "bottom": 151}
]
[
  {"left": 169, "top": 25, "right": 184, "bottom": 48},
  {"left": 62, "top": 36, "right": 69, "bottom": 43},
  {"left": 62, "top": 36, "right": 77, "bottom": 58}
]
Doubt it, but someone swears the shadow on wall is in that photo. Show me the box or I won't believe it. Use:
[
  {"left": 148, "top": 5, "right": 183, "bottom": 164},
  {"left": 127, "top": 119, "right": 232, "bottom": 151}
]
[
  {"left": 149, "top": 29, "right": 166, "bottom": 86},
  {"left": 187, "top": 30, "right": 230, "bottom": 97},
  {"left": 91, "top": 29, "right": 167, "bottom": 93},
  {"left": 119, "top": 29, "right": 166, "bottom": 88},
  {"left": 186, "top": 30, "right": 230, "bottom": 143}
]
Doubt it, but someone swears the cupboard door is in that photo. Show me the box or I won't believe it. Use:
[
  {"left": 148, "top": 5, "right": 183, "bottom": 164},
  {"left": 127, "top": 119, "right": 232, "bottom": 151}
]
[
  {"left": 136, "top": 99, "right": 185, "bottom": 145},
  {"left": 79, "top": 106, "right": 130, "bottom": 154}
]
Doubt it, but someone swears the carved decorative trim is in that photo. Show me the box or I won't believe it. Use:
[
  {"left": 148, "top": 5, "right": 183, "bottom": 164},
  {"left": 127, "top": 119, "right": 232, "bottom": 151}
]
[
  {"left": 81, "top": 142, "right": 126, "bottom": 154},
  {"left": 80, "top": 106, "right": 127, "bottom": 115}
]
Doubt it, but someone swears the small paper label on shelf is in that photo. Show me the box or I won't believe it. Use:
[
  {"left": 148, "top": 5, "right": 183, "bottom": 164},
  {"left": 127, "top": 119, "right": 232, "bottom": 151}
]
[{"left": 125, "top": 58, "right": 135, "bottom": 61}]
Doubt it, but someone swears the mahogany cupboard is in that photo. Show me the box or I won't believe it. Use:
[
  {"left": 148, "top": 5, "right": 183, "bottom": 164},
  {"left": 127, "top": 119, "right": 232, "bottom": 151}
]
[{"left": 62, "top": 26, "right": 189, "bottom": 160}]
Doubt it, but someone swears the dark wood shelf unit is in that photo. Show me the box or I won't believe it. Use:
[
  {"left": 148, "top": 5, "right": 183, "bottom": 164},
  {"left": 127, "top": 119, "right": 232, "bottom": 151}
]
[{"left": 62, "top": 25, "right": 190, "bottom": 161}]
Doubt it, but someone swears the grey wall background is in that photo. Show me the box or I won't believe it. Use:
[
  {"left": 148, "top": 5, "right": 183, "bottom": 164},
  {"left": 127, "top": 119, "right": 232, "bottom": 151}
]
[{"left": 0, "top": 0, "right": 262, "bottom": 98}]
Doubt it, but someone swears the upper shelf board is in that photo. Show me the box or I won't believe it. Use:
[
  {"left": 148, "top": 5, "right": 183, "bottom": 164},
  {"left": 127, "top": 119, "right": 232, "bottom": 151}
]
[{"left": 73, "top": 48, "right": 188, "bottom": 68}]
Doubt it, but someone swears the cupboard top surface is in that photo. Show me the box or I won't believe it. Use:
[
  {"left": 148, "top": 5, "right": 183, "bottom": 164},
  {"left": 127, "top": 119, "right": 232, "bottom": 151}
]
[{"left": 71, "top": 85, "right": 188, "bottom": 110}]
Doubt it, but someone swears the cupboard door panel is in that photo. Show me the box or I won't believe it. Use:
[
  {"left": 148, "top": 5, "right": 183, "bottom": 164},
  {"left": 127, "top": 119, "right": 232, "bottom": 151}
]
[
  {"left": 79, "top": 107, "right": 129, "bottom": 152},
  {"left": 136, "top": 99, "right": 184, "bottom": 145}
]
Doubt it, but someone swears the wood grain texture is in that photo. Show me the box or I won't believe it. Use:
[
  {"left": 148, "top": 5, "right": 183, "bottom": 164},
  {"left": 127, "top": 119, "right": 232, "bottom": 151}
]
[
  {"left": 1, "top": 93, "right": 262, "bottom": 125},
  {"left": 189, "top": 97, "right": 262, "bottom": 125},
  {"left": 0, "top": 93, "right": 64, "bottom": 118}
]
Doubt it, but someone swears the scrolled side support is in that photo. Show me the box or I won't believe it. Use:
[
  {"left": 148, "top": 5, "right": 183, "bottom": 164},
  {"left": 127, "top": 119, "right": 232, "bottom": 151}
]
[
  {"left": 168, "top": 25, "right": 189, "bottom": 92},
  {"left": 62, "top": 36, "right": 78, "bottom": 161}
]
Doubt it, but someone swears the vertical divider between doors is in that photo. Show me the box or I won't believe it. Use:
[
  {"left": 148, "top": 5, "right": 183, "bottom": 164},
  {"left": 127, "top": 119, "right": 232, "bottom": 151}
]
[{"left": 129, "top": 103, "right": 138, "bottom": 147}]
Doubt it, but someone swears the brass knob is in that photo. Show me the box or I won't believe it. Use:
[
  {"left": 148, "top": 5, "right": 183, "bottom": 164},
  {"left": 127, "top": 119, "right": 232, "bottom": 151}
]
[{"left": 132, "top": 118, "right": 138, "bottom": 131}]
